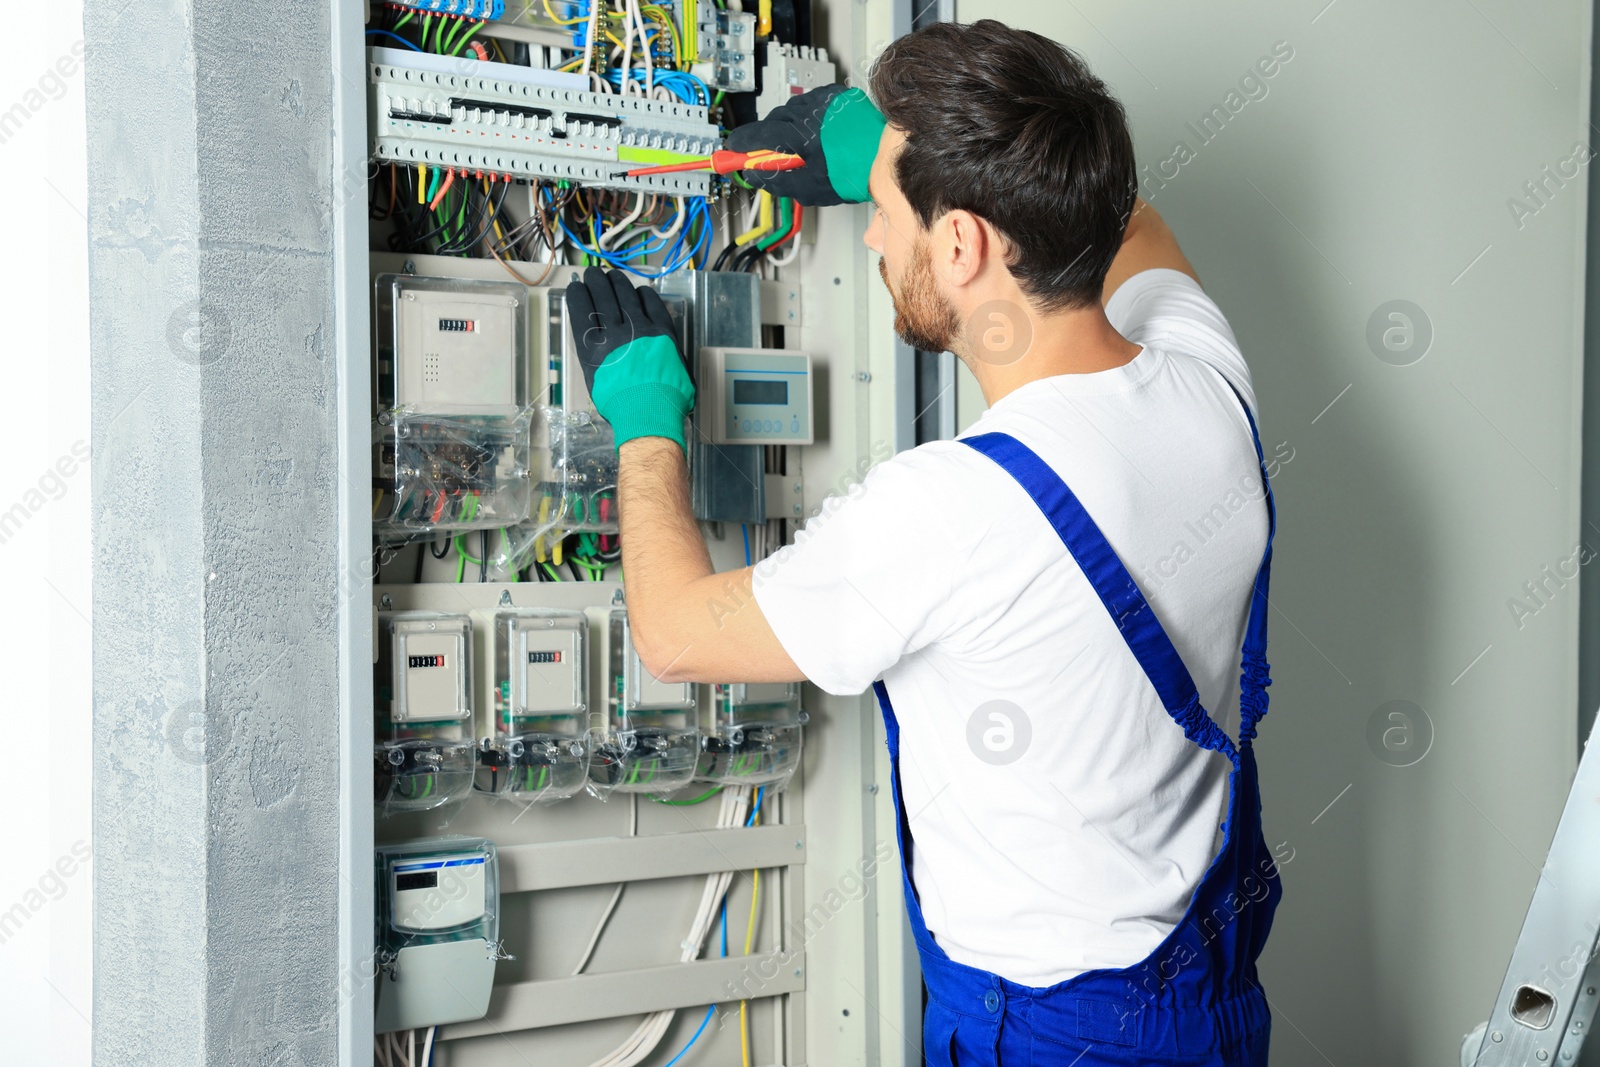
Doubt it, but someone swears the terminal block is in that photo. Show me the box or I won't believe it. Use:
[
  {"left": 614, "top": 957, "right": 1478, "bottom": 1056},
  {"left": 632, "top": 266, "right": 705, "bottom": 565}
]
[
  {"left": 475, "top": 609, "right": 590, "bottom": 803},
  {"left": 698, "top": 682, "right": 806, "bottom": 788},
  {"left": 376, "top": 611, "right": 478, "bottom": 816},
  {"left": 587, "top": 606, "right": 699, "bottom": 796},
  {"left": 368, "top": 47, "right": 720, "bottom": 195}
]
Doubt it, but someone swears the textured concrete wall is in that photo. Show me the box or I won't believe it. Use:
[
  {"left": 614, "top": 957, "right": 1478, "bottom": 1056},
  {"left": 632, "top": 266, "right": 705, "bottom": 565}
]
[{"left": 85, "top": 0, "right": 347, "bottom": 1062}]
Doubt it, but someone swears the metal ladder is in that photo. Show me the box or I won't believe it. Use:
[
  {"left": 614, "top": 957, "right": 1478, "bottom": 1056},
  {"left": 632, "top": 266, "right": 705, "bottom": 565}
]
[{"left": 1463, "top": 715, "right": 1600, "bottom": 1066}]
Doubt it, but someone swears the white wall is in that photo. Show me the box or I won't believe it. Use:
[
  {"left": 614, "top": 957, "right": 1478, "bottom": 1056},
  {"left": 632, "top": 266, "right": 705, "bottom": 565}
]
[
  {"left": 958, "top": 1, "right": 1593, "bottom": 1063},
  {"left": 1, "top": 0, "right": 93, "bottom": 1063}
]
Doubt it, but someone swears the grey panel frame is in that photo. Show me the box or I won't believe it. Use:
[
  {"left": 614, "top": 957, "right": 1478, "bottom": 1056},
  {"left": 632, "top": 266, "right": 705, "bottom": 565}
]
[
  {"left": 441, "top": 954, "right": 808, "bottom": 1038},
  {"left": 498, "top": 825, "right": 807, "bottom": 892}
]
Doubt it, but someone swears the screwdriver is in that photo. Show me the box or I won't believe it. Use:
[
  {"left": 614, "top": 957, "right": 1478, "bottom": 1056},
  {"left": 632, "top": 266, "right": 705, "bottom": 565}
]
[{"left": 623, "top": 148, "right": 805, "bottom": 177}]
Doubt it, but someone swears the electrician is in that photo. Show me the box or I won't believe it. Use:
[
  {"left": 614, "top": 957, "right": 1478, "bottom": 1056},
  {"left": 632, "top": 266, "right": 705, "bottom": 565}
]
[{"left": 564, "top": 18, "right": 1279, "bottom": 1067}]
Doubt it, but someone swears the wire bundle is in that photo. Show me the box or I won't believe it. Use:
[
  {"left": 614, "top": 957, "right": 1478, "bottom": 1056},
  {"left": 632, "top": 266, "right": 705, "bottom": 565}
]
[{"left": 579, "top": 786, "right": 756, "bottom": 1067}]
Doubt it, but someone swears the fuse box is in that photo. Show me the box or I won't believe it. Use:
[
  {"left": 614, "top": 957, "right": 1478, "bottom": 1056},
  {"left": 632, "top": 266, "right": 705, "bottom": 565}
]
[
  {"left": 373, "top": 274, "right": 534, "bottom": 542},
  {"left": 375, "top": 837, "right": 501, "bottom": 1033},
  {"left": 586, "top": 605, "right": 699, "bottom": 796},
  {"left": 474, "top": 608, "right": 590, "bottom": 803},
  {"left": 376, "top": 611, "right": 477, "bottom": 816}
]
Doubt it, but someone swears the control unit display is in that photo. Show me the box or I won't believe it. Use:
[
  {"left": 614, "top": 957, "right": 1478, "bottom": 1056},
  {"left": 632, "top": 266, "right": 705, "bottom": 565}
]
[{"left": 700, "top": 346, "right": 814, "bottom": 444}]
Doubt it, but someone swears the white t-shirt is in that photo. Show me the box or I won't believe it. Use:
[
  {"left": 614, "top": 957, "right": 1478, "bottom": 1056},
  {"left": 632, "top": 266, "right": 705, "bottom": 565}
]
[{"left": 753, "top": 269, "right": 1269, "bottom": 987}]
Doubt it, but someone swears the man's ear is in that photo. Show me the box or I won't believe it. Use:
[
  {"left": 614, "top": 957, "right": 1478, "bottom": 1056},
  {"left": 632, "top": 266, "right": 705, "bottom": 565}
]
[{"left": 939, "top": 209, "right": 989, "bottom": 288}]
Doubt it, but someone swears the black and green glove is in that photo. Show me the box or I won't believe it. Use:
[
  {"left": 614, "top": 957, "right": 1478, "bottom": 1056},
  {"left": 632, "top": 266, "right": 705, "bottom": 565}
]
[
  {"left": 564, "top": 267, "right": 694, "bottom": 451},
  {"left": 724, "top": 84, "right": 887, "bottom": 206}
]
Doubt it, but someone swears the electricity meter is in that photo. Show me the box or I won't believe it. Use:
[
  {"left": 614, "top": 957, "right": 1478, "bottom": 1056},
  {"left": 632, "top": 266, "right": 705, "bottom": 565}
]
[
  {"left": 586, "top": 605, "right": 699, "bottom": 796},
  {"left": 698, "top": 682, "right": 807, "bottom": 788},
  {"left": 372, "top": 273, "right": 534, "bottom": 542},
  {"left": 474, "top": 609, "right": 590, "bottom": 803},
  {"left": 375, "top": 837, "right": 501, "bottom": 1033},
  {"left": 375, "top": 611, "right": 477, "bottom": 816}
]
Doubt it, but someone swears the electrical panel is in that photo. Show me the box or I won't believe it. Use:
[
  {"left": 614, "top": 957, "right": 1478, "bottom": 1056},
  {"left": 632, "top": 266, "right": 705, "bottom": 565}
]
[
  {"left": 701, "top": 346, "right": 815, "bottom": 444},
  {"left": 357, "top": 0, "right": 853, "bottom": 1060},
  {"left": 375, "top": 838, "right": 501, "bottom": 1033},
  {"left": 586, "top": 604, "right": 700, "bottom": 795},
  {"left": 376, "top": 611, "right": 478, "bottom": 816},
  {"left": 474, "top": 608, "right": 590, "bottom": 802}
]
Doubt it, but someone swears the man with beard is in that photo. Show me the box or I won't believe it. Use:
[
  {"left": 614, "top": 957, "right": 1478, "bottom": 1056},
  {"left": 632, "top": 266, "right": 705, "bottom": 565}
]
[{"left": 564, "top": 19, "right": 1279, "bottom": 1067}]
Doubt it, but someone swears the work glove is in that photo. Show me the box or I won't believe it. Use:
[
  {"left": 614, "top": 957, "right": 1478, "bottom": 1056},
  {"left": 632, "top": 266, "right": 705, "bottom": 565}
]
[
  {"left": 724, "top": 84, "right": 887, "bottom": 206},
  {"left": 563, "top": 267, "right": 694, "bottom": 451}
]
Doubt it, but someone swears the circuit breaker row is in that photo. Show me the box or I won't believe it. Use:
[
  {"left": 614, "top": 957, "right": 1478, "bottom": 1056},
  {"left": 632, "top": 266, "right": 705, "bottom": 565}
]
[{"left": 375, "top": 604, "right": 807, "bottom": 817}]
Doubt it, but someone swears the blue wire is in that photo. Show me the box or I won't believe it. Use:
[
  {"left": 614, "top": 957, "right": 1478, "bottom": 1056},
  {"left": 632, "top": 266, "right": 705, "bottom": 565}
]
[
  {"left": 720, "top": 900, "right": 728, "bottom": 957},
  {"left": 662, "top": 1005, "right": 716, "bottom": 1067},
  {"left": 746, "top": 786, "right": 765, "bottom": 827},
  {"left": 365, "top": 29, "right": 424, "bottom": 51},
  {"left": 556, "top": 193, "right": 711, "bottom": 279},
  {"left": 742, "top": 524, "right": 751, "bottom": 566}
]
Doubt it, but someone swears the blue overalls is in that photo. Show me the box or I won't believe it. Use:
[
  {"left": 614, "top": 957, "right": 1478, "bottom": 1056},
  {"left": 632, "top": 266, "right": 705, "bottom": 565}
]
[{"left": 872, "top": 394, "right": 1280, "bottom": 1066}]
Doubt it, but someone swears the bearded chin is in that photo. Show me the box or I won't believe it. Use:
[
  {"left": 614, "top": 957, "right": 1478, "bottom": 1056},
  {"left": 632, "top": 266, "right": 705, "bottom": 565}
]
[{"left": 881, "top": 251, "right": 960, "bottom": 353}]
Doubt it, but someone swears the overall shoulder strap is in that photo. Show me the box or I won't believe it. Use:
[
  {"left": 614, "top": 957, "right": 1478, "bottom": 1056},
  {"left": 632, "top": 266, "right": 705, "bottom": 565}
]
[
  {"left": 1224, "top": 381, "right": 1275, "bottom": 746},
  {"left": 962, "top": 431, "right": 1239, "bottom": 761}
]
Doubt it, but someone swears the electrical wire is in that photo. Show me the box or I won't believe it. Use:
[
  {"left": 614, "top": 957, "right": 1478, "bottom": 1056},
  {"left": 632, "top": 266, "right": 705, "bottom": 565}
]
[
  {"left": 662, "top": 1006, "right": 715, "bottom": 1067},
  {"left": 366, "top": 28, "right": 423, "bottom": 50},
  {"left": 571, "top": 793, "right": 638, "bottom": 975}
]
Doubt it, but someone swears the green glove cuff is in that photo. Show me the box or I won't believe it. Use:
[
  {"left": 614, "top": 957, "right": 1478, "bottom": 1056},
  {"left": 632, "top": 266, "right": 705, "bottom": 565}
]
[
  {"left": 590, "top": 335, "right": 695, "bottom": 450},
  {"left": 820, "top": 87, "right": 887, "bottom": 204}
]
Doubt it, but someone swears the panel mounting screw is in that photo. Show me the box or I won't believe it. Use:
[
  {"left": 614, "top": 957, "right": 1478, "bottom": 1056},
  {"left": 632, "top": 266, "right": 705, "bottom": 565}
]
[
  {"left": 499, "top": 589, "right": 513, "bottom": 606},
  {"left": 795, "top": 839, "right": 803, "bottom": 850},
  {"left": 380, "top": 594, "right": 393, "bottom": 609},
  {"left": 855, "top": 372, "right": 871, "bottom": 383},
  {"left": 868, "top": 783, "right": 878, "bottom": 794}
]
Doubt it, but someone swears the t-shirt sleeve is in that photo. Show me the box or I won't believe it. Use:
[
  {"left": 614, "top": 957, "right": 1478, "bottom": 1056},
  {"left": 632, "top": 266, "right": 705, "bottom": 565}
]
[
  {"left": 1106, "top": 268, "right": 1257, "bottom": 416},
  {"left": 752, "top": 445, "right": 969, "bottom": 695}
]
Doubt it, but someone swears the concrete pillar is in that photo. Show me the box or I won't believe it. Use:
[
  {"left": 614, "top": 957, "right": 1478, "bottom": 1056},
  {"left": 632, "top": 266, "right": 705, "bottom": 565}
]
[{"left": 85, "top": 0, "right": 370, "bottom": 1062}]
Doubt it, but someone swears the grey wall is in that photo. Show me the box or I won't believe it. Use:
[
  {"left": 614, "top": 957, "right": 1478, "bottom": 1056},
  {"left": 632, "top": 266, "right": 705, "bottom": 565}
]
[
  {"left": 960, "top": 1, "right": 1592, "bottom": 1063},
  {"left": 85, "top": 0, "right": 366, "bottom": 1062}
]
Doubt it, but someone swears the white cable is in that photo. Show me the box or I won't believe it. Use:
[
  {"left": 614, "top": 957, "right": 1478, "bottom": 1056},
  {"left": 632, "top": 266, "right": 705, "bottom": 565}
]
[
  {"left": 580, "top": 787, "right": 751, "bottom": 1067},
  {"left": 571, "top": 794, "right": 638, "bottom": 974},
  {"left": 769, "top": 231, "right": 802, "bottom": 267},
  {"left": 421, "top": 1027, "right": 436, "bottom": 1067},
  {"left": 618, "top": 0, "right": 635, "bottom": 95},
  {"left": 632, "top": 0, "right": 654, "bottom": 94},
  {"left": 580, "top": 0, "right": 603, "bottom": 76},
  {"left": 649, "top": 196, "right": 687, "bottom": 240},
  {"left": 408, "top": 1028, "right": 416, "bottom": 1067},
  {"left": 374, "top": 1036, "right": 391, "bottom": 1067},
  {"left": 600, "top": 192, "right": 648, "bottom": 250}
]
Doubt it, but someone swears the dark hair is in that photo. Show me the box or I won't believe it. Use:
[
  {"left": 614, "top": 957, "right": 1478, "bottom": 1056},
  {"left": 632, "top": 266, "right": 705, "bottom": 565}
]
[{"left": 869, "top": 20, "right": 1136, "bottom": 311}]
